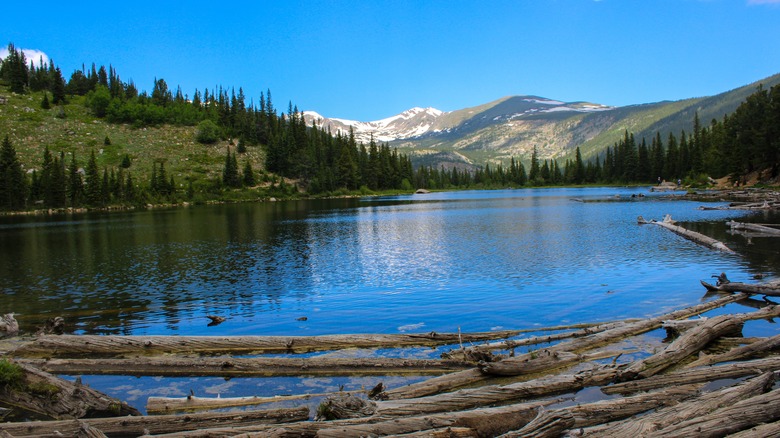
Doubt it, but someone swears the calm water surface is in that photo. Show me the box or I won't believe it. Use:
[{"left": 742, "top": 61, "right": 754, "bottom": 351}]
[{"left": 1, "top": 187, "right": 779, "bottom": 411}]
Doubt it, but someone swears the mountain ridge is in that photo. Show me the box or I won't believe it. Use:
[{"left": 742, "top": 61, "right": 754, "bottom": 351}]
[{"left": 303, "top": 72, "right": 780, "bottom": 169}]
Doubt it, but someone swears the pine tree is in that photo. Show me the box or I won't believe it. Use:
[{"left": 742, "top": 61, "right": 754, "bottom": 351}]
[
  {"left": 243, "top": 161, "right": 256, "bottom": 186},
  {"left": 0, "top": 136, "right": 28, "bottom": 210},
  {"left": 84, "top": 150, "right": 102, "bottom": 206},
  {"left": 222, "top": 147, "right": 240, "bottom": 187},
  {"left": 67, "top": 154, "right": 84, "bottom": 207}
]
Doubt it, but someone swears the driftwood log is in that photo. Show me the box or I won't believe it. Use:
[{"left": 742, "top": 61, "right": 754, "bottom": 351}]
[
  {"left": 685, "top": 332, "right": 780, "bottom": 368},
  {"left": 503, "top": 384, "right": 702, "bottom": 437},
  {"left": 383, "top": 292, "right": 746, "bottom": 400},
  {"left": 638, "top": 214, "right": 735, "bottom": 253},
  {"left": 147, "top": 391, "right": 349, "bottom": 415},
  {"left": 0, "top": 406, "right": 308, "bottom": 437},
  {"left": 701, "top": 278, "right": 780, "bottom": 297},
  {"left": 0, "top": 360, "right": 139, "bottom": 420},
  {"left": 727, "top": 220, "right": 780, "bottom": 235},
  {"left": 618, "top": 306, "right": 780, "bottom": 381},
  {"left": 10, "top": 330, "right": 524, "bottom": 358},
  {"left": 581, "top": 371, "right": 776, "bottom": 437},
  {"left": 18, "top": 356, "right": 472, "bottom": 378}
]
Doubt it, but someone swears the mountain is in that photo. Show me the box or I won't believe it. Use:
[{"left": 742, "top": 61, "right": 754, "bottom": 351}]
[{"left": 304, "top": 73, "right": 780, "bottom": 169}]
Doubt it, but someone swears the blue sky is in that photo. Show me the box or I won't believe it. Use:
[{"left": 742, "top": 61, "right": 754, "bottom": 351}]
[{"left": 3, "top": 1, "right": 780, "bottom": 121}]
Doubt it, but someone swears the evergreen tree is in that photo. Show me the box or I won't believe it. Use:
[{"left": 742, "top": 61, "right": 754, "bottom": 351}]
[
  {"left": 64, "top": 153, "right": 81, "bottom": 207},
  {"left": 0, "top": 136, "right": 28, "bottom": 210},
  {"left": 574, "top": 146, "right": 585, "bottom": 184},
  {"left": 84, "top": 150, "right": 102, "bottom": 206},
  {"left": 222, "top": 147, "right": 241, "bottom": 187},
  {"left": 101, "top": 168, "right": 110, "bottom": 206},
  {"left": 243, "top": 161, "right": 256, "bottom": 186},
  {"left": 41, "top": 92, "right": 51, "bottom": 109},
  {"left": 529, "top": 146, "right": 540, "bottom": 183},
  {"left": 50, "top": 67, "right": 67, "bottom": 105}
]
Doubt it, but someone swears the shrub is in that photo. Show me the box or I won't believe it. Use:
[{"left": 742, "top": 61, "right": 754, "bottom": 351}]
[{"left": 196, "top": 120, "right": 221, "bottom": 144}]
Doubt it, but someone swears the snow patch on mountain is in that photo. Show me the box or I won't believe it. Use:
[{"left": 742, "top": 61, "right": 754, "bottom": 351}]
[{"left": 303, "top": 107, "right": 445, "bottom": 143}]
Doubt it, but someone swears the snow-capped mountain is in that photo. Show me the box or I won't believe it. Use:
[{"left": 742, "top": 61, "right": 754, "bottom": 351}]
[
  {"left": 302, "top": 96, "right": 612, "bottom": 144},
  {"left": 303, "top": 107, "right": 444, "bottom": 143}
]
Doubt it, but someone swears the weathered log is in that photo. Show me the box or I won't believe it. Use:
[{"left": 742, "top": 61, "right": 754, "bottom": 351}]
[
  {"left": 147, "top": 392, "right": 337, "bottom": 415},
  {"left": 19, "top": 356, "right": 472, "bottom": 378},
  {"left": 0, "top": 406, "right": 308, "bottom": 437},
  {"left": 312, "top": 399, "right": 555, "bottom": 438},
  {"left": 645, "top": 387, "right": 780, "bottom": 437},
  {"left": 501, "top": 384, "right": 702, "bottom": 437},
  {"left": 383, "top": 427, "right": 478, "bottom": 437},
  {"left": 0, "top": 314, "right": 19, "bottom": 336},
  {"left": 686, "top": 332, "right": 780, "bottom": 368},
  {"left": 727, "top": 220, "right": 780, "bottom": 235},
  {"left": 701, "top": 278, "right": 780, "bottom": 297},
  {"left": 374, "top": 367, "right": 619, "bottom": 417},
  {"left": 10, "top": 331, "right": 524, "bottom": 358},
  {"left": 724, "top": 420, "right": 780, "bottom": 438},
  {"left": 580, "top": 371, "right": 776, "bottom": 437},
  {"left": 602, "top": 355, "right": 780, "bottom": 395},
  {"left": 456, "top": 320, "right": 631, "bottom": 356},
  {"left": 0, "top": 360, "right": 139, "bottom": 420},
  {"left": 384, "top": 293, "right": 746, "bottom": 399},
  {"left": 638, "top": 214, "right": 735, "bottom": 253},
  {"left": 76, "top": 422, "right": 109, "bottom": 438}
]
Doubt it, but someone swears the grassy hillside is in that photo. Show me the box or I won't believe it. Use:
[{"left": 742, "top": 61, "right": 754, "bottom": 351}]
[{"left": 0, "top": 86, "right": 266, "bottom": 194}]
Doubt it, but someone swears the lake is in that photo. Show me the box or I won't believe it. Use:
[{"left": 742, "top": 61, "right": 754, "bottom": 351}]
[{"left": 1, "top": 187, "right": 779, "bottom": 411}]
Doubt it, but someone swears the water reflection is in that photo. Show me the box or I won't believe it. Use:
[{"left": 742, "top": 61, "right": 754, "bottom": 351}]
[{"left": 0, "top": 188, "right": 777, "bottom": 337}]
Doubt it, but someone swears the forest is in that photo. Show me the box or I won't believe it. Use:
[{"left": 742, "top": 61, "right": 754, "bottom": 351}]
[{"left": 1, "top": 42, "right": 779, "bottom": 211}]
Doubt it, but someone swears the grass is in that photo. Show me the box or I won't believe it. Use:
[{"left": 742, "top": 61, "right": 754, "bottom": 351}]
[{"left": 0, "top": 86, "right": 266, "bottom": 193}]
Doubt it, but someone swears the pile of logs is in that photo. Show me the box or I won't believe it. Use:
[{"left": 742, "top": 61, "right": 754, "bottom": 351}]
[{"left": 1, "top": 275, "right": 780, "bottom": 436}]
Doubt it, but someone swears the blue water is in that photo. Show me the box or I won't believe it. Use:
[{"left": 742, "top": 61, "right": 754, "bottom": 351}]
[{"left": 2, "top": 187, "right": 778, "bottom": 412}]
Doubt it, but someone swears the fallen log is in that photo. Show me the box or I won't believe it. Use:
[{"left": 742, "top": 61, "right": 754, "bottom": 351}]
[
  {"left": 18, "top": 356, "right": 472, "bottom": 378},
  {"left": 312, "top": 399, "right": 556, "bottom": 438},
  {"left": 602, "top": 355, "right": 780, "bottom": 395},
  {"left": 0, "top": 406, "right": 308, "bottom": 437},
  {"left": 645, "top": 386, "right": 780, "bottom": 437},
  {"left": 580, "top": 371, "right": 775, "bottom": 437},
  {"left": 147, "top": 391, "right": 342, "bottom": 415},
  {"left": 10, "top": 331, "right": 523, "bottom": 358},
  {"left": 685, "top": 332, "right": 780, "bottom": 368},
  {"left": 727, "top": 220, "right": 780, "bottom": 235},
  {"left": 725, "top": 421, "right": 780, "bottom": 438},
  {"left": 638, "top": 214, "right": 735, "bottom": 253},
  {"left": 384, "top": 292, "right": 746, "bottom": 399},
  {"left": 701, "top": 278, "right": 780, "bottom": 297},
  {"left": 501, "top": 384, "right": 702, "bottom": 437},
  {"left": 0, "top": 360, "right": 139, "bottom": 420},
  {"left": 373, "top": 367, "right": 619, "bottom": 417},
  {"left": 383, "top": 427, "right": 478, "bottom": 437},
  {"left": 618, "top": 310, "right": 754, "bottom": 381}
]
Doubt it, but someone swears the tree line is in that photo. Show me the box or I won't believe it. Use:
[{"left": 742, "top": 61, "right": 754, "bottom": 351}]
[{"left": 2, "top": 41, "right": 779, "bottom": 211}]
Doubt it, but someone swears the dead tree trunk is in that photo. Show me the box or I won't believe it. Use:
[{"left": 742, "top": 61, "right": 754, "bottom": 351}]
[
  {"left": 645, "top": 387, "right": 780, "bottom": 437},
  {"left": 0, "top": 360, "right": 139, "bottom": 420},
  {"left": 602, "top": 356, "right": 780, "bottom": 395},
  {"left": 685, "top": 332, "right": 780, "bottom": 368},
  {"left": 501, "top": 384, "right": 702, "bottom": 437},
  {"left": 19, "top": 356, "right": 472, "bottom": 378},
  {"left": 0, "top": 406, "right": 308, "bottom": 437},
  {"left": 10, "top": 331, "right": 523, "bottom": 358},
  {"left": 580, "top": 371, "right": 776, "bottom": 437},
  {"left": 620, "top": 305, "right": 780, "bottom": 381},
  {"left": 638, "top": 215, "right": 735, "bottom": 253},
  {"left": 384, "top": 293, "right": 745, "bottom": 400},
  {"left": 727, "top": 220, "right": 780, "bottom": 235},
  {"left": 701, "top": 278, "right": 780, "bottom": 297},
  {"left": 374, "top": 368, "right": 619, "bottom": 417}
]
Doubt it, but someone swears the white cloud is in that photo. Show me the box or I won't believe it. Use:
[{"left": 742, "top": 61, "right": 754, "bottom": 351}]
[{"left": 0, "top": 47, "right": 50, "bottom": 66}]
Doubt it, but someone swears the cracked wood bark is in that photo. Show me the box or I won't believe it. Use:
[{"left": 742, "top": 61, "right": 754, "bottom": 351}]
[
  {"left": 580, "top": 371, "right": 776, "bottom": 437},
  {"left": 0, "top": 406, "right": 308, "bottom": 437},
  {"left": 602, "top": 355, "right": 780, "bottom": 395},
  {"left": 500, "top": 384, "right": 701, "bottom": 438},
  {"left": 637, "top": 215, "right": 735, "bottom": 253},
  {"left": 18, "top": 356, "right": 472, "bottom": 378},
  {"left": 384, "top": 292, "right": 745, "bottom": 399},
  {"left": 383, "top": 426, "right": 478, "bottom": 437},
  {"left": 685, "top": 332, "right": 780, "bottom": 368},
  {"left": 0, "top": 361, "right": 139, "bottom": 420},
  {"left": 645, "top": 386, "right": 780, "bottom": 437},
  {"left": 620, "top": 305, "right": 780, "bottom": 381},
  {"left": 724, "top": 421, "right": 780, "bottom": 438},
  {"left": 10, "top": 330, "right": 523, "bottom": 358}
]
